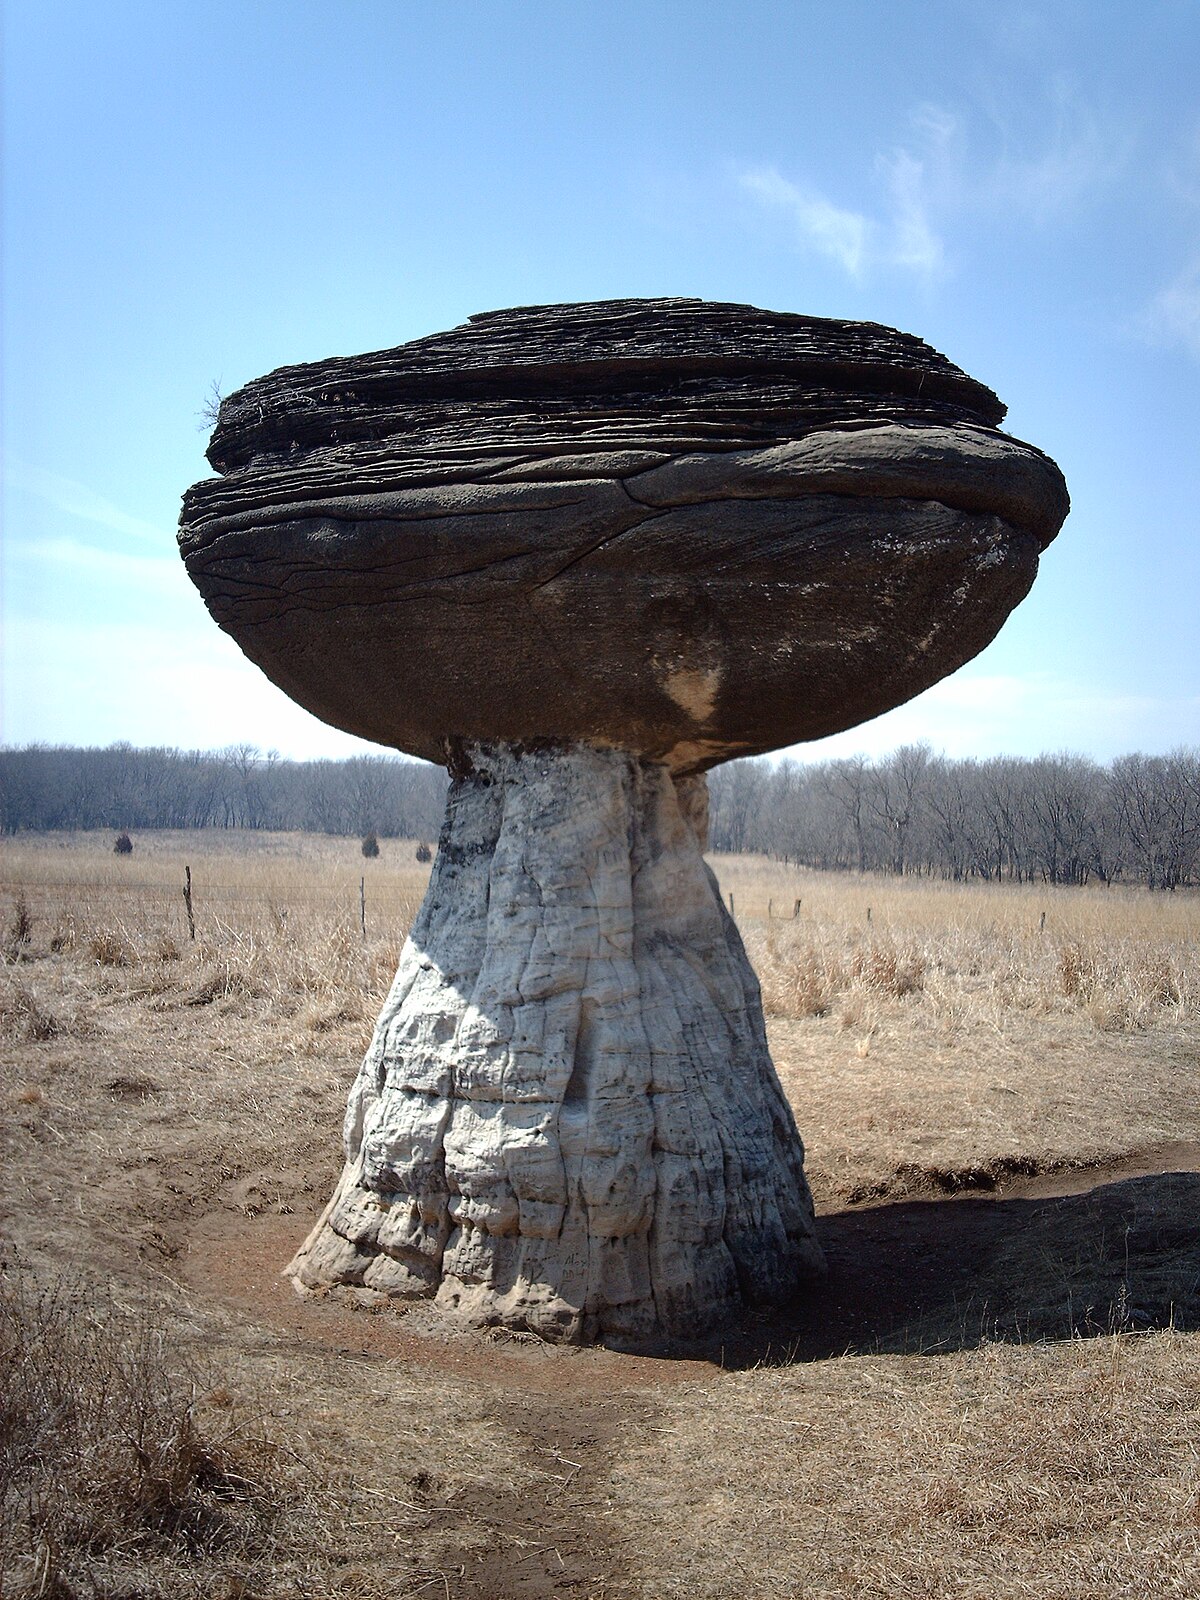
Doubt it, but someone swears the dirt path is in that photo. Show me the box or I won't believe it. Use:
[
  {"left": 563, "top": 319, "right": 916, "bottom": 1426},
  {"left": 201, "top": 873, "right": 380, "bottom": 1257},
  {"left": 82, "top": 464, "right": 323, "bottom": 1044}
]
[
  {"left": 432, "top": 1392, "right": 653, "bottom": 1600},
  {"left": 182, "top": 1209, "right": 713, "bottom": 1395},
  {"left": 177, "top": 1142, "right": 1200, "bottom": 1597},
  {"left": 183, "top": 1139, "right": 1200, "bottom": 1375}
]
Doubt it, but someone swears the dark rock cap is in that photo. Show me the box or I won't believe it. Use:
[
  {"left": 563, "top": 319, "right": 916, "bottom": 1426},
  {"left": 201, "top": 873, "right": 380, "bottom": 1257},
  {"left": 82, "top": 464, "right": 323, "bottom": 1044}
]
[
  {"left": 180, "top": 299, "right": 1068, "bottom": 771},
  {"left": 198, "top": 297, "right": 1007, "bottom": 478}
]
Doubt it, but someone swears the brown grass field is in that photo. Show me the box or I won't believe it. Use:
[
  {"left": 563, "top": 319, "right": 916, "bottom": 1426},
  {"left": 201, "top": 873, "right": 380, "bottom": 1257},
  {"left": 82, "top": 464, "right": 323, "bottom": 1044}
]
[{"left": 2, "top": 830, "right": 1199, "bottom": 1599}]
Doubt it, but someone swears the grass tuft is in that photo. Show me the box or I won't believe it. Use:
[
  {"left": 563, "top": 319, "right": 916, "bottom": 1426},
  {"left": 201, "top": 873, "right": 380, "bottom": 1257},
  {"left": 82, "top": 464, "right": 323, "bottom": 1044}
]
[
  {"left": 0, "top": 979, "right": 61, "bottom": 1042},
  {"left": 88, "top": 929, "right": 137, "bottom": 969},
  {"left": 3, "top": 893, "right": 34, "bottom": 962}
]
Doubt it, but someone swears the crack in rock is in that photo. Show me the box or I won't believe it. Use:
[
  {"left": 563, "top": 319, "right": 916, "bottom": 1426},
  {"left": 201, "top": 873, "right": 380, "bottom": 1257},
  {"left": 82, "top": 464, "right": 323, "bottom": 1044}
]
[{"left": 287, "top": 745, "right": 823, "bottom": 1345}]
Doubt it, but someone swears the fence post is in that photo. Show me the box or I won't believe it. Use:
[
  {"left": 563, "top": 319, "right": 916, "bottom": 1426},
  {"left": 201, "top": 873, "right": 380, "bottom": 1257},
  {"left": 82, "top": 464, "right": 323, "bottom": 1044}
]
[
  {"left": 360, "top": 877, "right": 367, "bottom": 941},
  {"left": 793, "top": 897, "right": 801, "bottom": 918},
  {"left": 183, "top": 865, "right": 195, "bottom": 941}
]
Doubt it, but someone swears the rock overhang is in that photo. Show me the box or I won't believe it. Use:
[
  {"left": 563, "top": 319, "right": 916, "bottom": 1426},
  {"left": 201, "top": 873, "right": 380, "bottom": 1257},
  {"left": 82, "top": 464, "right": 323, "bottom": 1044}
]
[{"left": 179, "top": 298, "right": 1069, "bottom": 772}]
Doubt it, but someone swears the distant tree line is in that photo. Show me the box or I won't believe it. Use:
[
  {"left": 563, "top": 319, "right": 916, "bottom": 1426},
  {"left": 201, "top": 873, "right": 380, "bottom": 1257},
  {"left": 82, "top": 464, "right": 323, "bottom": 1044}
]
[
  {"left": 0, "top": 744, "right": 447, "bottom": 841},
  {"left": 709, "top": 746, "right": 1200, "bottom": 889},
  {"left": 4, "top": 742, "right": 1198, "bottom": 888}
]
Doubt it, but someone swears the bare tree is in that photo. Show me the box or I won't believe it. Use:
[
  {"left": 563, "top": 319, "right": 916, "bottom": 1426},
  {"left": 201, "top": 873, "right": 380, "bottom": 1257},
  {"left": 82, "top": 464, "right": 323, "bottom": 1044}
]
[
  {"left": 820, "top": 756, "right": 872, "bottom": 873},
  {"left": 867, "top": 743, "right": 931, "bottom": 876}
]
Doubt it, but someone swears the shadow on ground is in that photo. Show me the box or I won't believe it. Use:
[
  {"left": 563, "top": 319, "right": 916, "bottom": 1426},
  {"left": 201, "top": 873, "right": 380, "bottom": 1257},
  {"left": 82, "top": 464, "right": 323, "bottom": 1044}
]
[{"left": 704, "top": 1165, "right": 1200, "bottom": 1369}]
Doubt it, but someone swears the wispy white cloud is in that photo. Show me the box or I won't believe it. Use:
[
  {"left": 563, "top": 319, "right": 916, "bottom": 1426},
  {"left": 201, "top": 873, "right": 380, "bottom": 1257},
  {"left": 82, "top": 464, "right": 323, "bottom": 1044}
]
[
  {"left": 976, "top": 78, "right": 1127, "bottom": 220},
  {"left": 1163, "top": 120, "right": 1200, "bottom": 208},
  {"left": 1140, "top": 127, "right": 1200, "bottom": 360},
  {"left": 894, "top": 82, "right": 1126, "bottom": 227},
  {"left": 877, "top": 147, "right": 944, "bottom": 278},
  {"left": 739, "top": 168, "right": 873, "bottom": 277},
  {"left": 5, "top": 459, "right": 167, "bottom": 545},
  {"left": 739, "top": 81, "right": 1124, "bottom": 285},
  {"left": 738, "top": 158, "right": 943, "bottom": 284},
  {"left": 1143, "top": 258, "right": 1200, "bottom": 359}
]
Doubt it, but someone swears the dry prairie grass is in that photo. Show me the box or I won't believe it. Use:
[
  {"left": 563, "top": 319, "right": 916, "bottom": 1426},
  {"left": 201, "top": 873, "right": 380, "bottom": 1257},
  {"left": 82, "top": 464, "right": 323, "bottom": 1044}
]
[
  {"left": 713, "top": 851, "right": 1200, "bottom": 938},
  {"left": 1, "top": 831, "right": 1198, "bottom": 1598},
  {"left": 1, "top": 1268, "right": 302, "bottom": 1592},
  {"left": 1, "top": 831, "right": 429, "bottom": 1060},
  {"left": 715, "top": 858, "right": 1200, "bottom": 1207},
  {"left": 614, "top": 1332, "right": 1200, "bottom": 1600}
]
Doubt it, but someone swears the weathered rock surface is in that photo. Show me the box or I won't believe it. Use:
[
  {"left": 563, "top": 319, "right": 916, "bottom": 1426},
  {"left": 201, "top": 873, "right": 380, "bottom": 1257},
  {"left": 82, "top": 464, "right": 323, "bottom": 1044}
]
[
  {"left": 179, "top": 299, "right": 1069, "bottom": 773},
  {"left": 182, "top": 299, "right": 1069, "bottom": 1344},
  {"left": 287, "top": 744, "right": 821, "bottom": 1343}
]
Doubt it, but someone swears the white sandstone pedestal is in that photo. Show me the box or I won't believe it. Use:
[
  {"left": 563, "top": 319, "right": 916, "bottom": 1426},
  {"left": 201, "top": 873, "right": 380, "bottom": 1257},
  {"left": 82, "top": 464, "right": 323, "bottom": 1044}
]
[{"left": 287, "top": 744, "right": 822, "bottom": 1343}]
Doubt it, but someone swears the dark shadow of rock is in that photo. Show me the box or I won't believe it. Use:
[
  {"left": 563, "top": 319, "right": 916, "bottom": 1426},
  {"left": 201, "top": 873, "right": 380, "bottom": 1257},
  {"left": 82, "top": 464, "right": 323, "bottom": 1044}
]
[{"left": 683, "top": 1168, "right": 1200, "bottom": 1369}]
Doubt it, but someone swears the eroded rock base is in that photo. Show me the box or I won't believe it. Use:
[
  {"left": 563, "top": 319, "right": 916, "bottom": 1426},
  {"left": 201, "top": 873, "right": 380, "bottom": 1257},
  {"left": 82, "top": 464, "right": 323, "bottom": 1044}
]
[{"left": 287, "top": 744, "right": 822, "bottom": 1343}]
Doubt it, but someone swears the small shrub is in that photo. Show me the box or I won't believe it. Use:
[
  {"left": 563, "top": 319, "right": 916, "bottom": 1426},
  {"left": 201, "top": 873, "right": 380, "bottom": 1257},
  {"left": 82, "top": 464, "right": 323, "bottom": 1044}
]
[
  {"left": 113, "top": 832, "right": 133, "bottom": 855},
  {"left": 301, "top": 996, "right": 365, "bottom": 1033},
  {"left": 786, "top": 954, "right": 835, "bottom": 1018},
  {"left": 851, "top": 940, "right": 927, "bottom": 999},
  {"left": 105, "top": 1074, "right": 162, "bottom": 1100},
  {"left": 0, "top": 980, "right": 60, "bottom": 1042},
  {"left": 1059, "top": 940, "right": 1094, "bottom": 1000},
  {"left": 4, "top": 893, "right": 33, "bottom": 961},
  {"left": 361, "top": 832, "right": 380, "bottom": 858},
  {"left": 1055, "top": 937, "right": 1189, "bottom": 1030},
  {"left": 759, "top": 942, "right": 845, "bottom": 1018},
  {"left": 178, "top": 956, "right": 260, "bottom": 1008},
  {"left": 415, "top": 841, "right": 433, "bottom": 864},
  {"left": 89, "top": 929, "right": 135, "bottom": 968}
]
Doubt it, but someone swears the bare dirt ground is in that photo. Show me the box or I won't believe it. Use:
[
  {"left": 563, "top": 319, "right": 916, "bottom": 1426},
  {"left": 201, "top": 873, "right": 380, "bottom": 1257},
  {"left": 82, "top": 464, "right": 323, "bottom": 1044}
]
[{"left": 2, "top": 833, "right": 1199, "bottom": 1598}]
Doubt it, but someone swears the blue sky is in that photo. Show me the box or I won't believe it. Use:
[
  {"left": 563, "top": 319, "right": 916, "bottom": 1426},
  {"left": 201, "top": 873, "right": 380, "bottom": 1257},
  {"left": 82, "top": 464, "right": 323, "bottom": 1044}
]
[{"left": 3, "top": 0, "right": 1198, "bottom": 762}]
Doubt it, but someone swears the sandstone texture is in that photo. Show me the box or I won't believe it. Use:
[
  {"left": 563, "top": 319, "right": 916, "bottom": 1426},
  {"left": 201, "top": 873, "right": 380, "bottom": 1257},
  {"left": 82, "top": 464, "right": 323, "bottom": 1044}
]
[
  {"left": 182, "top": 300, "right": 1068, "bottom": 1344},
  {"left": 287, "top": 744, "right": 821, "bottom": 1342},
  {"left": 179, "top": 298, "right": 1069, "bottom": 774}
]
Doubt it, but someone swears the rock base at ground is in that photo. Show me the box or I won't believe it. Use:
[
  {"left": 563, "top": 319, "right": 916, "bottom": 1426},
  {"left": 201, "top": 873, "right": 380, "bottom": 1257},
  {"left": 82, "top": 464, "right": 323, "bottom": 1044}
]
[{"left": 287, "top": 743, "right": 822, "bottom": 1343}]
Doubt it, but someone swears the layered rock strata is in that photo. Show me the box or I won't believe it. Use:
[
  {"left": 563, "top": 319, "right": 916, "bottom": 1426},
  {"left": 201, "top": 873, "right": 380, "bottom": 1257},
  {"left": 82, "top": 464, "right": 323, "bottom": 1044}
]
[
  {"left": 179, "top": 299, "right": 1068, "bottom": 774},
  {"left": 288, "top": 745, "right": 821, "bottom": 1342}
]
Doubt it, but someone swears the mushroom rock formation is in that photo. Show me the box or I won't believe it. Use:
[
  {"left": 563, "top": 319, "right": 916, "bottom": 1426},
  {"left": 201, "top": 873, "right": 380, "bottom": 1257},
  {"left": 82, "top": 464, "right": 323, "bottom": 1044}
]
[{"left": 180, "top": 299, "right": 1068, "bottom": 1343}]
